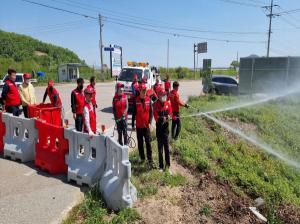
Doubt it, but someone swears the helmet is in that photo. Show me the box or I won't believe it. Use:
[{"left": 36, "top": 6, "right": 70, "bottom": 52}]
[
  {"left": 23, "top": 73, "right": 31, "bottom": 79},
  {"left": 48, "top": 80, "right": 54, "bottom": 87},
  {"left": 84, "top": 86, "right": 95, "bottom": 94},
  {"left": 116, "top": 83, "right": 124, "bottom": 89},
  {"left": 139, "top": 83, "right": 147, "bottom": 91}
]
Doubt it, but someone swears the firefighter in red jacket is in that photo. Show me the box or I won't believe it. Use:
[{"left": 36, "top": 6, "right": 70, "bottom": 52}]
[
  {"left": 132, "top": 83, "right": 153, "bottom": 165},
  {"left": 153, "top": 89, "right": 172, "bottom": 173},
  {"left": 71, "top": 78, "right": 85, "bottom": 131},
  {"left": 169, "top": 81, "right": 189, "bottom": 140},
  {"left": 83, "top": 86, "right": 97, "bottom": 136},
  {"left": 153, "top": 77, "right": 162, "bottom": 95},
  {"left": 1, "top": 68, "right": 21, "bottom": 116},
  {"left": 87, "top": 76, "right": 97, "bottom": 112},
  {"left": 42, "top": 80, "right": 62, "bottom": 107},
  {"left": 113, "top": 83, "right": 128, "bottom": 146},
  {"left": 164, "top": 75, "right": 171, "bottom": 94},
  {"left": 131, "top": 74, "right": 139, "bottom": 96}
]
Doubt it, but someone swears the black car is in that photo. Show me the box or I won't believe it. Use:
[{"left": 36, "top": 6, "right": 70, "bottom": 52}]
[{"left": 203, "top": 75, "right": 239, "bottom": 95}]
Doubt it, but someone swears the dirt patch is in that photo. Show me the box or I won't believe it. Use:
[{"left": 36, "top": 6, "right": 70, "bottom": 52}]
[
  {"left": 134, "top": 160, "right": 265, "bottom": 224},
  {"left": 276, "top": 204, "right": 300, "bottom": 224}
]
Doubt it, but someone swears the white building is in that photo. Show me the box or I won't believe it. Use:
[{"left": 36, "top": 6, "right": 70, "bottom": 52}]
[{"left": 58, "top": 63, "right": 80, "bottom": 82}]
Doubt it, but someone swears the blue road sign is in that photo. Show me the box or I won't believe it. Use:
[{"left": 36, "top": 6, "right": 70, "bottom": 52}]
[{"left": 104, "top": 47, "right": 114, "bottom": 51}]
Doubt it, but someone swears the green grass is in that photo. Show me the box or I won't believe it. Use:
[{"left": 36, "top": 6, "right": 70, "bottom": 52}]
[
  {"left": 199, "top": 204, "right": 211, "bottom": 217},
  {"left": 220, "top": 93, "right": 300, "bottom": 161},
  {"left": 174, "top": 94, "right": 300, "bottom": 219},
  {"left": 62, "top": 186, "right": 141, "bottom": 224},
  {"left": 130, "top": 148, "right": 187, "bottom": 198}
]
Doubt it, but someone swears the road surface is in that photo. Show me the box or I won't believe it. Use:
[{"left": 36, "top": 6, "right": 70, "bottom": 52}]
[{"left": 0, "top": 80, "right": 202, "bottom": 224}]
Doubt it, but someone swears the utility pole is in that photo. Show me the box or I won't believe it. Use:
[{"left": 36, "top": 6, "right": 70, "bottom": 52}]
[
  {"left": 193, "top": 44, "right": 196, "bottom": 80},
  {"left": 263, "top": 0, "right": 279, "bottom": 57},
  {"left": 99, "top": 14, "right": 104, "bottom": 73},
  {"left": 167, "top": 39, "right": 169, "bottom": 73}
]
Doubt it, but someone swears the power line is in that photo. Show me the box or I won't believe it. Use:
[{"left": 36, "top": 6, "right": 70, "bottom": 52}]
[
  {"left": 103, "top": 16, "right": 266, "bottom": 35},
  {"left": 21, "top": 0, "right": 266, "bottom": 44},
  {"left": 105, "top": 20, "right": 266, "bottom": 44},
  {"left": 48, "top": 0, "right": 267, "bottom": 35},
  {"left": 215, "top": 0, "right": 263, "bottom": 7},
  {"left": 21, "top": 0, "right": 97, "bottom": 19}
]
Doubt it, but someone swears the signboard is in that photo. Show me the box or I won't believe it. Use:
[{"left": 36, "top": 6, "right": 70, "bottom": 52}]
[
  {"left": 197, "top": 42, "right": 208, "bottom": 53},
  {"left": 111, "top": 45, "right": 122, "bottom": 77},
  {"left": 203, "top": 59, "right": 212, "bottom": 72},
  {"left": 104, "top": 47, "right": 114, "bottom": 51}
]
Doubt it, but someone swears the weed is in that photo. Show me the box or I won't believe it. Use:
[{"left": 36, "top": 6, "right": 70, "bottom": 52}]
[{"left": 199, "top": 204, "right": 211, "bottom": 217}]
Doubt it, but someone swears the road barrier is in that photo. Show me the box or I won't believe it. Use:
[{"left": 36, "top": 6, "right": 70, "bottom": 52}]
[
  {"left": 35, "top": 119, "right": 69, "bottom": 174},
  {"left": 0, "top": 112, "right": 137, "bottom": 211},
  {"left": 28, "top": 103, "right": 62, "bottom": 126},
  {"left": 0, "top": 112, "right": 5, "bottom": 153},
  {"left": 65, "top": 128, "right": 107, "bottom": 187},
  {"left": 100, "top": 136, "right": 137, "bottom": 211},
  {"left": 3, "top": 113, "right": 37, "bottom": 162}
]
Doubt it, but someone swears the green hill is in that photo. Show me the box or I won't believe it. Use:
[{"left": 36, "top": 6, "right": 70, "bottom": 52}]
[{"left": 0, "top": 29, "right": 87, "bottom": 81}]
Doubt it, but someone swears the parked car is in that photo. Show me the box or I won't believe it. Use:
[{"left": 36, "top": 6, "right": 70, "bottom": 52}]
[{"left": 203, "top": 75, "right": 239, "bottom": 95}]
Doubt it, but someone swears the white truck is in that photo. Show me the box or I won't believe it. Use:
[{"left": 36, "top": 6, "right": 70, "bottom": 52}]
[{"left": 116, "top": 62, "right": 156, "bottom": 106}]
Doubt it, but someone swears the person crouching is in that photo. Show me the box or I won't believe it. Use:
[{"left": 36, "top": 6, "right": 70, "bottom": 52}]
[
  {"left": 83, "top": 86, "right": 97, "bottom": 136},
  {"left": 113, "top": 83, "right": 128, "bottom": 146}
]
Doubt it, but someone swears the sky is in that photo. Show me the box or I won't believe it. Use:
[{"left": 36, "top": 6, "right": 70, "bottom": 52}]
[{"left": 1, "top": 0, "right": 300, "bottom": 68}]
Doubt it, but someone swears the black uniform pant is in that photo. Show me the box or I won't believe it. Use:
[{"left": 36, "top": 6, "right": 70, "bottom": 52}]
[
  {"left": 136, "top": 128, "right": 152, "bottom": 162},
  {"left": 172, "top": 112, "right": 181, "bottom": 140},
  {"left": 6, "top": 106, "right": 20, "bottom": 116},
  {"left": 156, "top": 121, "right": 170, "bottom": 169},
  {"left": 117, "top": 119, "right": 128, "bottom": 146},
  {"left": 75, "top": 114, "right": 83, "bottom": 132},
  {"left": 23, "top": 106, "right": 28, "bottom": 118}
]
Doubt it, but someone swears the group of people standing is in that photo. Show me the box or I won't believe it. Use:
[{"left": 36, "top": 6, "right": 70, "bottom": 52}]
[
  {"left": 1, "top": 68, "right": 36, "bottom": 117},
  {"left": 112, "top": 75, "right": 189, "bottom": 173}
]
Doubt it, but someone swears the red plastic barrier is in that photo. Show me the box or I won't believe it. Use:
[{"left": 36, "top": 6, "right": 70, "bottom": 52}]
[
  {"left": 0, "top": 112, "right": 5, "bottom": 153},
  {"left": 35, "top": 119, "right": 69, "bottom": 174},
  {"left": 28, "top": 103, "right": 61, "bottom": 126}
]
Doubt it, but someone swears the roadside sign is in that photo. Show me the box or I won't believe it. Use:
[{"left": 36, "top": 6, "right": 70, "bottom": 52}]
[
  {"left": 104, "top": 47, "right": 114, "bottom": 51},
  {"left": 203, "top": 59, "right": 212, "bottom": 71},
  {"left": 108, "top": 44, "right": 123, "bottom": 77},
  {"left": 197, "top": 42, "right": 208, "bottom": 53}
]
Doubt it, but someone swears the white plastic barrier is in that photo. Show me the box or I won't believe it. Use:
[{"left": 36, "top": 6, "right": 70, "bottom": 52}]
[
  {"left": 64, "top": 128, "right": 107, "bottom": 187},
  {"left": 100, "top": 136, "right": 137, "bottom": 211},
  {"left": 3, "top": 113, "right": 37, "bottom": 162}
]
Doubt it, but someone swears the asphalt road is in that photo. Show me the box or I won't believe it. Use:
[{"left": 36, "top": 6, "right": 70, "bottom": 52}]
[{"left": 0, "top": 80, "right": 202, "bottom": 224}]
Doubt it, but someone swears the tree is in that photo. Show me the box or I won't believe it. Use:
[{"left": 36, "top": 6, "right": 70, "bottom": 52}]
[{"left": 230, "top": 60, "right": 240, "bottom": 70}]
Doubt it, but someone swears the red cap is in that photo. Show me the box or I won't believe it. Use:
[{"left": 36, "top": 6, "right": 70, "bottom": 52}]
[
  {"left": 48, "top": 80, "right": 54, "bottom": 87},
  {"left": 139, "top": 83, "right": 147, "bottom": 90},
  {"left": 116, "top": 83, "right": 124, "bottom": 89},
  {"left": 23, "top": 73, "right": 31, "bottom": 79},
  {"left": 158, "top": 89, "right": 167, "bottom": 96},
  {"left": 84, "top": 86, "right": 95, "bottom": 94}
]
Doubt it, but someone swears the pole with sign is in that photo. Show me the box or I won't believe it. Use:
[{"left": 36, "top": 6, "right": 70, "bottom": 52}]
[
  {"left": 105, "top": 44, "right": 123, "bottom": 80},
  {"left": 194, "top": 42, "right": 208, "bottom": 79}
]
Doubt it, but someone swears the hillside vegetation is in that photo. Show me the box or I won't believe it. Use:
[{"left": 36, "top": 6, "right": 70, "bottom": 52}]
[{"left": 0, "top": 29, "right": 99, "bottom": 82}]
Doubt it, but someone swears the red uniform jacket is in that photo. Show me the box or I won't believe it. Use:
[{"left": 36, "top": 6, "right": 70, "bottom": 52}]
[
  {"left": 87, "top": 84, "right": 96, "bottom": 106},
  {"left": 169, "top": 89, "right": 185, "bottom": 113},
  {"left": 83, "top": 102, "right": 96, "bottom": 133},
  {"left": 47, "top": 87, "right": 62, "bottom": 107},
  {"left": 153, "top": 100, "right": 172, "bottom": 122},
  {"left": 133, "top": 96, "right": 152, "bottom": 129},
  {"left": 4, "top": 79, "right": 21, "bottom": 107},
  {"left": 72, "top": 88, "right": 85, "bottom": 114},
  {"left": 113, "top": 94, "right": 128, "bottom": 120},
  {"left": 164, "top": 80, "right": 171, "bottom": 92}
]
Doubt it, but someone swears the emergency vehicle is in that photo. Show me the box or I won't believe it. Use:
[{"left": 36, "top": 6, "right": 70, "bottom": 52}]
[{"left": 116, "top": 62, "right": 156, "bottom": 106}]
